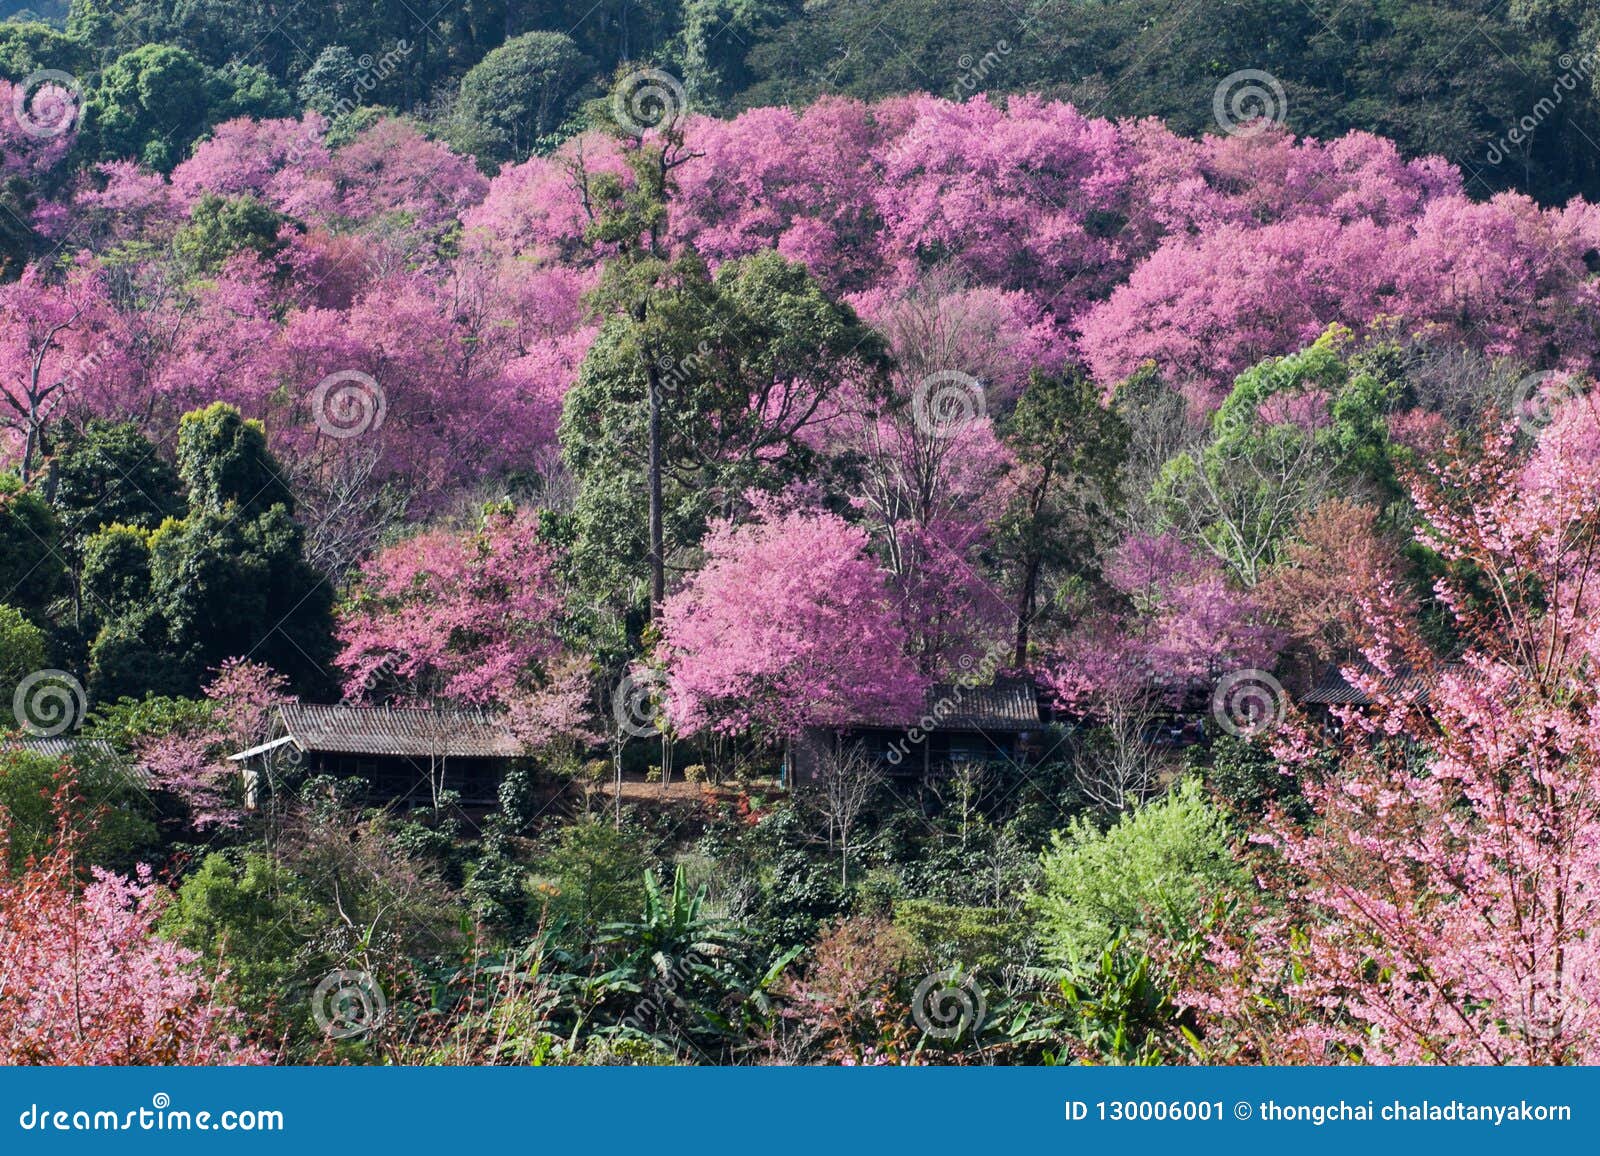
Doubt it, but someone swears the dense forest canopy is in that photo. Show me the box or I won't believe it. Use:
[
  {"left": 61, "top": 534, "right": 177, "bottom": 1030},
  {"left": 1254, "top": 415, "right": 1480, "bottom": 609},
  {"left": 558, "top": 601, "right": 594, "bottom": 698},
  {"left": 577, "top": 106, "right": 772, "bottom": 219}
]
[
  {"left": 0, "top": 0, "right": 1598, "bottom": 200},
  {"left": 1, "top": 0, "right": 1600, "bottom": 1069}
]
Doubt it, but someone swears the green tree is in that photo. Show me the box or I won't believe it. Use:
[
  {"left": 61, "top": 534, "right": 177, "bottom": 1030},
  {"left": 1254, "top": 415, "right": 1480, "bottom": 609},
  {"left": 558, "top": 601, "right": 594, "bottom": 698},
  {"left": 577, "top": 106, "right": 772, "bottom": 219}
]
[
  {"left": 0, "top": 747, "right": 159, "bottom": 873},
  {"left": 455, "top": 31, "right": 591, "bottom": 165},
  {"left": 0, "top": 602, "right": 46, "bottom": 694},
  {"left": 0, "top": 473, "right": 67, "bottom": 626},
  {"left": 78, "top": 44, "right": 291, "bottom": 170},
  {"left": 296, "top": 46, "right": 362, "bottom": 116},
  {"left": 672, "top": 0, "right": 785, "bottom": 105},
  {"left": 162, "top": 851, "right": 328, "bottom": 1032},
  {"left": 563, "top": 242, "right": 888, "bottom": 615},
  {"left": 49, "top": 420, "right": 185, "bottom": 544},
  {"left": 996, "top": 371, "right": 1128, "bottom": 667},
  {"left": 172, "top": 194, "right": 289, "bottom": 276},
  {"left": 83, "top": 404, "right": 335, "bottom": 699},
  {"left": 1153, "top": 328, "right": 1403, "bottom": 586},
  {"left": 0, "top": 20, "right": 93, "bottom": 79},
  {"left": 533, "top": 814, "right": 651, "bottom": 942},
  {"left": 1031, "top": 778, "right": 1244, "bottom": 971},
  {"left": 48, "top": 420, "right": 184, "bottom": 637}
]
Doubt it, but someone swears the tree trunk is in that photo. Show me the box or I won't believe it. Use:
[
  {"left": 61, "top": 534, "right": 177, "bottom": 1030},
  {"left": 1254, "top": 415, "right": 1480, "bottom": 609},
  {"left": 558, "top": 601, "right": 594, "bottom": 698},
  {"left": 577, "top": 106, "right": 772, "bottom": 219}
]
[
  {"left": 647, "top": 359, "right": 665, "bottom": 616},
  {"left": 614, "top": 753, "right": 623, "bottom": 828},
  {"left": 1013, "top": 553, "right": 1039, "bottom": 670}
]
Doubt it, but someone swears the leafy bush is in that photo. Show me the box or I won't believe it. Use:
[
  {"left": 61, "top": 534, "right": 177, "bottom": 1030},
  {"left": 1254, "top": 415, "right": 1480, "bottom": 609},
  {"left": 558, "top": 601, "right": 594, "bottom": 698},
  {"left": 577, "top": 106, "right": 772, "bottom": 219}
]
[
  {"left": 532, "top": 815, "right": 653, "bottom": 944},
  {"left": 0, "top": 749, "right": 158, "bottom": 873},
  {"left": 1192, "top": 733, "right": 1308, "bottom": 822},
  {"left": 1030, "top": 778, "right": 1244, "bottom": 970},
  {"left": 162, "top": 851, "right": 328, "bottom": 1041}
]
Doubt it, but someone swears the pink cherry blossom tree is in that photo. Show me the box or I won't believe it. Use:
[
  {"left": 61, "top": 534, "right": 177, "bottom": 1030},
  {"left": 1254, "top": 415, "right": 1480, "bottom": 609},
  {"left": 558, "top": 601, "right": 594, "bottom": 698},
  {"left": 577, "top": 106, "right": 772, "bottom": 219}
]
[
  {"left": 0, "top": 774, "right": 264, "bottom": 1064},
  {"left": 336, "top": 506, "right": 565, "bottom": 707},
  {"left": 659, "top": 504, "right": 926, "bottom": 740},
  {"left": 1184, "top": 401, "right": 1600, "bottom": 1064}
]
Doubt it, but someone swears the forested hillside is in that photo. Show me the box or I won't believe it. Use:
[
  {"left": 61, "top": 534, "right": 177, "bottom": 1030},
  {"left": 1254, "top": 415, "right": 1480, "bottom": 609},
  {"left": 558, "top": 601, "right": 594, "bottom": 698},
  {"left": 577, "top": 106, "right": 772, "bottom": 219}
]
[{"left": 1, "top": 0, "right": 1599, "bottom": 1067}]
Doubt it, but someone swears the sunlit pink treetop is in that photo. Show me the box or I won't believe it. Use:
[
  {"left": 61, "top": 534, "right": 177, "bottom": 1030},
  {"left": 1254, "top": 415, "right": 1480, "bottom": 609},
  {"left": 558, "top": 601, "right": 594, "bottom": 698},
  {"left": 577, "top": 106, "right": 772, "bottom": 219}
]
[
  {"left": 336, "top": 507, "right": 565, "bottom": 706},
  {"left": 660, "top": 504, "right": 928, "bottom": 738}
]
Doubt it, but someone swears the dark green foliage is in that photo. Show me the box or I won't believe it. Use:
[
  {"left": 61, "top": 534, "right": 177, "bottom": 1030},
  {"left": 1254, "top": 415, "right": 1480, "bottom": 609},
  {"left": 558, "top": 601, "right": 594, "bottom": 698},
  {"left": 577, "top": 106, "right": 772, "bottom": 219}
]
[
  {"left": 1056, "top": 939, "right": 1189, "bottom": 1065},
  {"left": 563, "top": 246, "right": 887, "bottom": 608},
  {"left": 48, "top": 420, "right": 184, "bottom": 543},
  {"left": 76, "top": 43, "right": 291, "bottom": 170},
  {"left": 454, "top": 31, "right": 591, "bottom": 165},
  {"left": 0, "top": 473, "right": 67, "bottom": 626},
  {"left": 0, "top": 603, "right": 45, "bottom": 692},
  {"left": 532, "top": 815, "right": 653, "bottom": 943},
  {"left": 296, "top": 46, "right": 363, "bottom": 116},
  {"left": 0, "top": 20, "right": 92, "bottom": 79},
  {"left": 698, "top": 805, "right": 848, "bottom": 946},
  {"left": 1192, "top": 732, "right": 1309, "bottom": 823},
  {"left": 997, "top": 371, "right": 1128, "bottom": 666},
  {"left": 172, "top": 194, "right": 290, "bottom": 276},
  {"left": 588, "top": 864, "right": 795, "bottom": 1060},
  {"left": 161, "top": 850, "right": 328, "bottom": 1030},
  {"left": 82, "top": 404, "right": 335, "bottom": 700}
]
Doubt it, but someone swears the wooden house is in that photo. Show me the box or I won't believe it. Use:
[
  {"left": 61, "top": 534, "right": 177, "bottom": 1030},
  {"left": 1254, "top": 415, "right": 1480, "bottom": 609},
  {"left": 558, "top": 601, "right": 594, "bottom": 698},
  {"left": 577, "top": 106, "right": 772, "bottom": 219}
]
[
  {"left": 788, "top": 677, "right": 1048, "bottom": 784},
  {"left": 1301, "top": 663, "right": 1438, "bottom": 711},
  {"left": 230, "top": 703, "right": 521, "bottom": 807}
]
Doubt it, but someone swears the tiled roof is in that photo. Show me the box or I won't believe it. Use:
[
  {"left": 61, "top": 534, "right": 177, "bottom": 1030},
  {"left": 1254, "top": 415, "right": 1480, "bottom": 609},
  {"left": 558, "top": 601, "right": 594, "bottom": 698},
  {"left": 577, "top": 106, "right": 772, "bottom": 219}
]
[
  {"left": 3, "top": 736, "right": 153, "bottom": 788},
  {"left": 273, "top": 704, "right": 520, "bottom": 759},
  {"left": 921, "top": 678, "right": 1041, "bottom": 731},
  {"left": 1301, "top": 664, "right": 1436, "bottom": 706},
  {"left": 3, "top": 735, "right": 119, "bottom": 761}
]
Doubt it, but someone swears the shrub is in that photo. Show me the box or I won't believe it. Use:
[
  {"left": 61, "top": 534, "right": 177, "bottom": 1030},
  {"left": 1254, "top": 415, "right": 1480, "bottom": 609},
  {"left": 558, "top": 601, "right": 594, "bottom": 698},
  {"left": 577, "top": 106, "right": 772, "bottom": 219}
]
[{"left": 1030, "top": 778, "right": 1244, "bottom": 970}]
